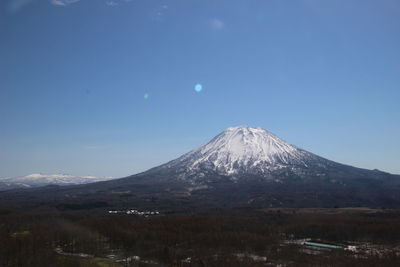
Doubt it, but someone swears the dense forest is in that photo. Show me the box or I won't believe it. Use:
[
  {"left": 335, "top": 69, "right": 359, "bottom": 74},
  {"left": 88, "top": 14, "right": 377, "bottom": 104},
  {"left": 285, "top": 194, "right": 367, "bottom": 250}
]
[{"left": 1, "top": 206, "right": 400, "bottom": 266}]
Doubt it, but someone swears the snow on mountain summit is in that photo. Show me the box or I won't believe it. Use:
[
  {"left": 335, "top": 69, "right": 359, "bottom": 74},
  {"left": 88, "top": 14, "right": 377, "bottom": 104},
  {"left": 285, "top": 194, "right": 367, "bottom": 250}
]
[
  {"left": 192, "top": 126, "right": 304, "bottom": 166},
  {"left": 162, "top": 126, "right": 321, "bottom": 178}
]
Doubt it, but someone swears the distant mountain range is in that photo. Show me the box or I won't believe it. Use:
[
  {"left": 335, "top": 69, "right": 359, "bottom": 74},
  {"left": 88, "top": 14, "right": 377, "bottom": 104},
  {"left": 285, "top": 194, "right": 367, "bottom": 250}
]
[
  {"left": 0, "top": 173, "right": 115, "bottom": 191},
  {"left": 1, "top": 126, "right": 400, "bottom": 209}
]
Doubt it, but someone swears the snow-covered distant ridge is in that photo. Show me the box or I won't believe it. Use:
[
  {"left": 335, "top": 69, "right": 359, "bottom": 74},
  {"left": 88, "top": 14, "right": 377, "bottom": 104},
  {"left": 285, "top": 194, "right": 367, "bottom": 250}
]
[{"left": 0, "top": 173, "right": 115, "bottom": 190}]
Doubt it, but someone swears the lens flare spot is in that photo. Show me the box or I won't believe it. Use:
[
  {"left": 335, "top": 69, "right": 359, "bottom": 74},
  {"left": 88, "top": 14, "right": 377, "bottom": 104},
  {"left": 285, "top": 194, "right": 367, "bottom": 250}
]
[
  {"left": 195, "top": 84, "right": 203, "bottom": 93},
  {"left": 144, "top": 93, "right": 149, "bottom": 100}
]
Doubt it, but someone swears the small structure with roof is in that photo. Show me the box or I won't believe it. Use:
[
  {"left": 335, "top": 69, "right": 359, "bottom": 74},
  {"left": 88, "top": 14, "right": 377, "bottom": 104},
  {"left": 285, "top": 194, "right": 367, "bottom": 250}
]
[{"left": 302, "top": 241, "right": 343, "bottom": 250}]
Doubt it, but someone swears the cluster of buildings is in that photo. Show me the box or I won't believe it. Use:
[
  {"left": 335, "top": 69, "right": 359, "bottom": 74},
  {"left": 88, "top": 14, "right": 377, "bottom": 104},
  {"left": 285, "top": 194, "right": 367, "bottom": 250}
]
[{"left": 108, "top": 209, "right": 160, "bottom": 217}]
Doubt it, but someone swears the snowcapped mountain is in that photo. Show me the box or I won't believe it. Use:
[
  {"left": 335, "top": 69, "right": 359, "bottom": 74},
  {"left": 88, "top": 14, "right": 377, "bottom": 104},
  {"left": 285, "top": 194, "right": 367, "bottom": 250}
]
[
  {"left": 115, "top": 126, "right": 398, "bottom": 207},
  {"left": 152, "top": 126, "right": 340, "bottom": 183},
  {"left": 0, "top": 173, "right": 115, "bottom": 191}
]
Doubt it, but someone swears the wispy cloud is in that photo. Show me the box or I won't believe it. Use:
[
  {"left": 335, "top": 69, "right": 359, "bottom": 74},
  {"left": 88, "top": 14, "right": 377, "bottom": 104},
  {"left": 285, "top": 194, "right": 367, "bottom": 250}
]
[
  {"left": 105, "top": 0, "right": 118, "bottom": 7},
  {"left": 83, "top": 145, "right": 111, "bottom": 150},
  {"left": 105, "top": 0, "right": 132, "bottom": 7},
  {"left": 209, "top": 18, "right": 225, "bottom": 31},
  {"left": 50, "top": 0, "right": 80, "bottom": 6},
  {"left": 152, "top": 4, "right": 168, "bottom": 21},
  {"left": 6, "top": 0, "right": 35, "bottom": 13}
]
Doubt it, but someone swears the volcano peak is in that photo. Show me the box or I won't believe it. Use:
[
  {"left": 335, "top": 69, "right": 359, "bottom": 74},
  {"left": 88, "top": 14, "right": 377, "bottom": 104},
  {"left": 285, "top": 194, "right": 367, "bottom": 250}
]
[{"left": 161, "top": 126, "right": 318, "bottom": 178}]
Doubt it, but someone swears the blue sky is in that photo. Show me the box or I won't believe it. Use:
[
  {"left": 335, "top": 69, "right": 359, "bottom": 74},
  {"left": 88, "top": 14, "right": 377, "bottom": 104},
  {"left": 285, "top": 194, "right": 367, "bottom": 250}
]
[{"left": 1, "top": 0, "right": 400, "bottom": 177}]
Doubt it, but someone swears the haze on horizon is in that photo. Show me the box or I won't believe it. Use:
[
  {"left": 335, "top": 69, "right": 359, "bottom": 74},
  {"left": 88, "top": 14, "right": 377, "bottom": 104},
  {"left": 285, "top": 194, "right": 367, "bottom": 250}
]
[{"left": 1, "top": 0, "right": 399, "bottom": 178}]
